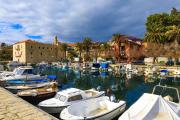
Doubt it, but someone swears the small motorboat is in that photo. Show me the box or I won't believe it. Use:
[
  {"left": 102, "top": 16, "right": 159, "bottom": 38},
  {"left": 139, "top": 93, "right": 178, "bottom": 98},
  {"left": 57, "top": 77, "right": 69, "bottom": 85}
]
[
  {"left": 17, "top": 82, "right": 58, "bottom": 104},
  {"left": 60, "top": 96, "right": 126, "bottom": 120},
  {"left": 0, "top": 66, "right": 45, "bottom": 82},
  {"left": 119, "top": 85, "right": 180, "bottom": 120},
  {"left": 38, "top": 88, "right": 105, "bottom": 113},
  {"left": 173, "top": 69, "right": 180, "bottom": 75},
  {"left": 118, "top": 93, "right": 180, "bottom": 120},
  {"left": 100, "top": 62, "right": 109, "bottom": 70},
  {"left": 160, "top": 69, "right": 168, "bottom": 76},
  {"left": 6, "top": 79, "right": 48, "bottom": 85},
  {"left": 5, "top": 81, "right": 56, "bottom": 94}
]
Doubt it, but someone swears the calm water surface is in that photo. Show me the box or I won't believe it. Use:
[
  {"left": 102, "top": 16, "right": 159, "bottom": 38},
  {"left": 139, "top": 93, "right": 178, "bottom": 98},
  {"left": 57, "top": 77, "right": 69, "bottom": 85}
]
[{"left": 40, "top": 67, "right": 180, "bottom": 107}]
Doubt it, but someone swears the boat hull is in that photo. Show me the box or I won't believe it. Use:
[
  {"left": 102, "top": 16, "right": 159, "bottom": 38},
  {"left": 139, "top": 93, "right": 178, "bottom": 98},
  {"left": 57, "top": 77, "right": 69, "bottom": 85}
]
[
  {"left": 92, "top": 104, "right": 126, "bottom": 120},
  {"left": 19, "top": 92, "right": 56, "bottom": 104},
  {"left": 39, "top": 94, "right": 105, "bottom": 114},
  {"left": 39, "top": 105, "right": 67, "bottom": 114},
  {"left": 60, "top": 103, "right": 126, "bottom": 120}
]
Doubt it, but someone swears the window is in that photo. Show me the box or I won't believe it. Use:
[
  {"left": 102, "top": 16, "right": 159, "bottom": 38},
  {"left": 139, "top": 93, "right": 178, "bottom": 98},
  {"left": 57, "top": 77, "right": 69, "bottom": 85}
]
[
  {"left": 39, "top": 47, "right": 40, "bottom": 49},
  {"left": 30, "top": 52, "right": 33, "bottom": 55},
  {"left": 22, "top": 69, "right": 33, "bottom": 75},
  {"left": 55, "top": 94, "right": 66, "bottom": 102},
  {"left": 41, "top": 53, "right": 43, "bottom": 56},
  {"left": 67, "top": 95, "right": 83, "bottom": 102}
]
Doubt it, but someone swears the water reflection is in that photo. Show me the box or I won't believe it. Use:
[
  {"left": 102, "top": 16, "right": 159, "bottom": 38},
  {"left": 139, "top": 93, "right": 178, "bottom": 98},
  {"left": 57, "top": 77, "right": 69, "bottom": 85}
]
[{"left": 40, "top": 67, "right": 180, "bottom": 108}]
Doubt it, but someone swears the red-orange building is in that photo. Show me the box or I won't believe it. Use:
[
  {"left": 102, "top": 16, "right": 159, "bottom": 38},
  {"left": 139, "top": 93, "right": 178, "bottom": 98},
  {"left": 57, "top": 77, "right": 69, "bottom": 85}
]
[{"left": 111, "top": 36, "right": 143, "bottom": 62}]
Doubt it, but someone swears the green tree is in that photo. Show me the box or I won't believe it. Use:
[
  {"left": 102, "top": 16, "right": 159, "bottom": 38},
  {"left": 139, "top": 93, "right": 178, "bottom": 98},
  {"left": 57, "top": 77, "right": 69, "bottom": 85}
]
[
  {"left": 75, "top": 42, "right": 83, "bottom": 62},
  {"left": 92, "top": 42, "right": 100, "bottom": 63},
  {"left": 67, "top": 48, "right": 77, "bottom": 62},
  {"left": 1, "top": 43, "right": 7, "bottom": 47},
  {"left": 82, "top": 37, "right": 92, "bottom": 62},
  {"left": 165, "top": 26, "right": 180, "bottom": 44},
  {"left": 60, "top": 43, "right": 68, "bottom": 61},
  {"left": 100, "top": 42, "right": 111, "bottom": 59},
  {"left": 0, "top": 46, "right": 12, "bottom": 61},
  {"left": 145, "top": 32, "right": 167, "bottom": 43},
  {"left": 145, "top": 13, "right": 170, "bottom": 43},
  {"left": 144, "top": 8, "right": 180, "bottom": 65}
]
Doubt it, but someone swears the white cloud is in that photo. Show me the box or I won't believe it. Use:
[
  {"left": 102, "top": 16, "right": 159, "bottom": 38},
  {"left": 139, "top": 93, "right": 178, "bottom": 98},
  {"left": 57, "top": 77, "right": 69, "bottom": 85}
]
[{"left": 0, "top": 0, "right": 179, "bottom": 44}]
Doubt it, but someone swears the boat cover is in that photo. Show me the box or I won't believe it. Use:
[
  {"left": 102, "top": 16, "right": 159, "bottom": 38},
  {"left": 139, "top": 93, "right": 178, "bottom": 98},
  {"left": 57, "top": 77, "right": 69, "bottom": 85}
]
[
  {"left": 119, "top": 93, "right": 180, "bottom": 120},
  {"left": 100, "top": 63, "right": 109, "bottom": 68}
]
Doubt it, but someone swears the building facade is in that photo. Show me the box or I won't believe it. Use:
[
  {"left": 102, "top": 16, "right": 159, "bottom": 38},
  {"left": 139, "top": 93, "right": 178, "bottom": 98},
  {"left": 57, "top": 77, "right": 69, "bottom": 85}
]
[
  {"left": 13, "top": 38, "right": 63, "bottom": 63},
  {"left": 111, "top": 36, "right": 143, "bottom": 62}
]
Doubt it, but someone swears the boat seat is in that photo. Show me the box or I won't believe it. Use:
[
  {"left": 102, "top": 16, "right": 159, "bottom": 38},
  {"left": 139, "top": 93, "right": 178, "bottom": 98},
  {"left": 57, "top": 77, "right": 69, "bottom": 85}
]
[
  {"left": 86, "top": 92, "right": 93, "bottom": 97},
  {"left": 88, "top": 108, "right": 108, "bottom": 116},
  {"left": 99, "top": 101, "right": 107, "bottom": 110}
]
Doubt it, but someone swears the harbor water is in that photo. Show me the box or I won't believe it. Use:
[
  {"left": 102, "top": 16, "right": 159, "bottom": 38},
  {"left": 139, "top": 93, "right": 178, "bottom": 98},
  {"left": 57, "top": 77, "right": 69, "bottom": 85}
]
[{"left": 37, "top": 66, "right": 180, "bottom": 108}]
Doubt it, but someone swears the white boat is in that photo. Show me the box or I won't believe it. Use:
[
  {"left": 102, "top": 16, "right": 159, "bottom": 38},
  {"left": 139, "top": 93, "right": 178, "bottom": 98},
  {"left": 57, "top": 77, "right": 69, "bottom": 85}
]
[
  {"left": 5, "top": 82, "right": 56, "bottom": 93},
  {"left": 173, "top": 69, "right": 180, "bottom": 75},
  {"left": 119, "top": 93, "right": 180, "bottom": 120},
  {"left": 119, "top": 85, "right": 180, "bottom": 120},
  {"left": 38, "top": 88, "right": 105, "bottom": 114},
  {"left": 0, "top": 66, "right": 44, "bottom": 81},
  {"left": 60, "top": 96, "right": 126, "bottom": 120}
]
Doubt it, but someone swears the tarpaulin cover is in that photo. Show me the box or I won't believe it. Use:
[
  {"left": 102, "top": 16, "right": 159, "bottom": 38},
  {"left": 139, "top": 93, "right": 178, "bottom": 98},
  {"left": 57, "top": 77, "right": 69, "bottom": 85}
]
[{"left": 119, "top": 93, "right": 180, "bottom": 120}]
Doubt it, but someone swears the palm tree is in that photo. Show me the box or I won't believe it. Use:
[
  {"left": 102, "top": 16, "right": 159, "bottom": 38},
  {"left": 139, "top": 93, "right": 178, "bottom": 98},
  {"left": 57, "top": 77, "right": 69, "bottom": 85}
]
[
  {"left": 67, "top": 48, "right": 77, "bottom": 62},
  {"left": 145, "top": 32, "right": 167, "bottom": 44},
  {"left": 75, "top": 42, "right": 83, "bottom": 62},
  {"left": 165, "top": 26, "right": 180, "bottom": 65},
  {"left": 82, "top": 37, "right": 92, "bottom": 62},
  {"left": 92, "top": 42, "right": 100, "bottom": 63},
  {"left": 100, "top": 42, "right": 111, "bottom": 59},
  {"left": 165, "top": 26, "right": 180, "bottom": 44},
  {"left": 60, "top": 43, "right": 68, "bottom": 61}
]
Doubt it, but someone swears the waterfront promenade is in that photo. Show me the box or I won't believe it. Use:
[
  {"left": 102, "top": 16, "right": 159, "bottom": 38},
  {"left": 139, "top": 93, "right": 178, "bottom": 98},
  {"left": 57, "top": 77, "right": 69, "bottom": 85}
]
[{"left": 0, "top": 87, "right": 58, "bottom": 120}]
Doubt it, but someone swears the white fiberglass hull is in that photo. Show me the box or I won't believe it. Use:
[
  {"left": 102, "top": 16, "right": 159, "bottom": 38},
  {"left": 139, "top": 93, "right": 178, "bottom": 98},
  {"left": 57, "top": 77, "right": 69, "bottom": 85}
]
[
  {"left": 1, "top": 75, "right": 44, "bottom": 81},
  {"left": 60, "top": 97, "right": 126, "bottom": 120},
  {"left": 61, "top": 104, "right": 125, "bottom": 120}
]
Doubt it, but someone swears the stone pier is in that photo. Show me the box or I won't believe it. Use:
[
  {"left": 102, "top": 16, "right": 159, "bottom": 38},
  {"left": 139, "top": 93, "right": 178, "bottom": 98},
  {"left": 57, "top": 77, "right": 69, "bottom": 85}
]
[{"left": 0, "top": 87, "right": 58, "bottom": 120}]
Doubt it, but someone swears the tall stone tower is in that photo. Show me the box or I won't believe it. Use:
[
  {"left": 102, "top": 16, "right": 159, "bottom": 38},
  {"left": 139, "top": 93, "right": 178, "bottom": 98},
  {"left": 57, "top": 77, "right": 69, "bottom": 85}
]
[{"left": 53, "top": 36, "right": 59, "bottom": 45}]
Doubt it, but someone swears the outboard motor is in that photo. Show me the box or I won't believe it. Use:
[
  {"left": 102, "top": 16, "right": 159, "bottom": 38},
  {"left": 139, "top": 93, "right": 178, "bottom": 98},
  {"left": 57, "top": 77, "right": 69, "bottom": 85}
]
[
  {"left": 96, "top": 86, "right": 101, "bottom": 91},
  {"left": 110, "top": 94, "right": 116, "bottom": 102}
]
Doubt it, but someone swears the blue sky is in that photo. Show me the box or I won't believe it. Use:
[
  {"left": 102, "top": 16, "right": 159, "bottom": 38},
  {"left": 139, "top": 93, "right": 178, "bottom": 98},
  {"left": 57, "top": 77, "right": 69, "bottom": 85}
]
[{"left": 0, "top": 0, "right": 180, "bottom": 44}]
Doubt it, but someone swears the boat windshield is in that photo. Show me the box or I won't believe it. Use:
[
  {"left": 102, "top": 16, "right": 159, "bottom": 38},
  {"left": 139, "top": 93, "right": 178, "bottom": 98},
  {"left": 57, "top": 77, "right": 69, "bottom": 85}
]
[
  {"left": 55, "top": 94, "right": 66, "bottom": 102},
  {"left": 152, "top": 85, "right": 180, "bottom": 103},
  {"left": 14, "top": 69, "right": 24, "bottom": 75}
]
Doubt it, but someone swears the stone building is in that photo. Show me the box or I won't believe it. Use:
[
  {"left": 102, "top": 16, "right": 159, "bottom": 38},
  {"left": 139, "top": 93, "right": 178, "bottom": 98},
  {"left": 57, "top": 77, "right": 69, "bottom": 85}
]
[{"left": 13, "top": 37, "right": 64, "bottom": 63}]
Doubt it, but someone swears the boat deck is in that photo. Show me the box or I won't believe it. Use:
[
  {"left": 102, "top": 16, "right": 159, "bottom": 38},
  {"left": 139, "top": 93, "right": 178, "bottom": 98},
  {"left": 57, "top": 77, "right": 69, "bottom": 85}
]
[
  {"left": 89, "top": 108, "right": 108, "bottom": 116},
  {"left": 0, "top": 87, "right": 58, "bottom": 120}
]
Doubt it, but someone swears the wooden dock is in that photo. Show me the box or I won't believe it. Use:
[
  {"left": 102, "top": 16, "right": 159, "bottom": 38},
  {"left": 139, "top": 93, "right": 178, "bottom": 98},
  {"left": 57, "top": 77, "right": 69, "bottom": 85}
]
[{"left": 0, "top": 87, "right": 58, "bottom": 120}]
